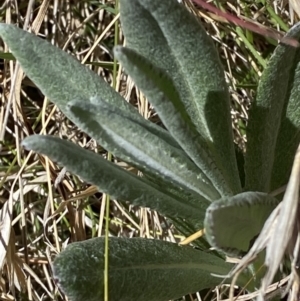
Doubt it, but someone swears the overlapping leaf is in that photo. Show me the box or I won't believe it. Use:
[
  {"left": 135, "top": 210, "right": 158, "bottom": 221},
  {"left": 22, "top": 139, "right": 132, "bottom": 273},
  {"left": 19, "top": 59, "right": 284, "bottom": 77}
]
[
  {"left": 67, "top": 99, "right": 219, "bottom": 201},
  {"left": 0, "top": 23, "right": 179, "bottom": 151},
  {"left": 22, "top": 135, "right": 206, "bottom": 221},
  {"left": 114, "top": 45, "right": 231, "bottom": 197},
  {"left": 119, "top": 0, "right": 241, "bottom": 196},
  {"left": 204, "top": 191, "right": 280, "bottom": 256},
  {"left": 245, "top": 23, "right": 300, "bottom": 192}
]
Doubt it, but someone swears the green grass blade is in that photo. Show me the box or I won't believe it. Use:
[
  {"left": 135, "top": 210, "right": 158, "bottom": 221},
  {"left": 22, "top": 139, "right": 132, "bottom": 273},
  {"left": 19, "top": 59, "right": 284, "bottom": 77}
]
[{"left": 0, "top": 51, "right": 15, "bottom": 60}]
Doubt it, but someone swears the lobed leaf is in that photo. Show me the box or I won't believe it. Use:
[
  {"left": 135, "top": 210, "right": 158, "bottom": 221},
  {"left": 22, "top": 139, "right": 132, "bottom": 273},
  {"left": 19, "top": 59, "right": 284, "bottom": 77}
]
[
  {"left": 53, "top": 237, "right": 233, "bottom": 301},
  {"left": 22, "top": 135, "right": 207, "bottom": 221},
  {"left": 119, "top": 0, "right": 241, "bottom": 195}
]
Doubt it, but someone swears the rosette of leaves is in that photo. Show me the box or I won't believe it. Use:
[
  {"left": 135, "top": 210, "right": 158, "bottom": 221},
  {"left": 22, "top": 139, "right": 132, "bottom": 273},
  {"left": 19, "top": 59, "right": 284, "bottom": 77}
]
[{"left": 1, "top": 0, "right": 300, "bottom": 300}]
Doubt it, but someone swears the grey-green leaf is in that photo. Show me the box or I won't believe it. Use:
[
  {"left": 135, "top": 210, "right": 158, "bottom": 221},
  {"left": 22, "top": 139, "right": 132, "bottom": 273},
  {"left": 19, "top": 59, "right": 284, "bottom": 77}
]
[
  {"left": 119, "top": 0, "right": 241, "bottom": 195},
  {"left": 67, "top": 99, "right": 219, "bottom": 201},
  {"left": 271, "top": 27, "right": 300, "bottom": 191},
  {"left": 53, "top": 237, "right": 233, "bottom": 301},
  {"left": 245, "top": 23, "right": 300, "bottom": 192},
  {"left": 0, "top": 24, "right": 125, "bottom": 114},
  {"left": 22, "top": 135, "right": 206, "bottom": 220},
  {"left": 204, "top": 191, "right": 280, "bottom": 256},
  {"left": 0, "top": 23, "right": 179, "bottom": 151},
  {"left": 114, "top": 47, "right": 233, "bottom": 198},
  {"left": 114, "top": 45, "right": 233, "bottom": 197}
]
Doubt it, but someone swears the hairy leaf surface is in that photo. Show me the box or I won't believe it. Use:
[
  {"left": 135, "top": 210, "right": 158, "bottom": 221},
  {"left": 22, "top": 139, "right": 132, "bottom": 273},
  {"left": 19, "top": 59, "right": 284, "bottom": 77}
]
[
  {"left": 245, "top": 23, "right": 300, "bottom": 192},
  {"left": 53, "top": 237, "right": 233, "bottom": 301},
  {"left": 0, "top": 23, "right": 179, "bottom": 150},
  {"left": 67, "top": 99, "right": 219, "bottom": 201},
  {"left": 204, "top": 191, "right": 280, "bottom": 256},
  {"left": 22, "top": 135, "right": 206, "bottom": 220},
  {"left": 115, "top": 46, "right": 231, "bottom": 197},
  {"left": 119, "top": 0, "right": 241, "bottom": 195}
]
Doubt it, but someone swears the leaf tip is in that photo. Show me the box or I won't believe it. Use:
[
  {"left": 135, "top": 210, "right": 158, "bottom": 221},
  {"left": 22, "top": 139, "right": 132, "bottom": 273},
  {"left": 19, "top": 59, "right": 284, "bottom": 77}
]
[{"left": 21, "top": 135, "right": 43, "bottom": 151}]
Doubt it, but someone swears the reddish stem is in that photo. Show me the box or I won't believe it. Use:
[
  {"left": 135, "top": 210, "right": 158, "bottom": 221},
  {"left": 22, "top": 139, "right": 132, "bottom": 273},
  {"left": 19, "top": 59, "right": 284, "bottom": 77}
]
[{"left": 191, "top": 0, "right": 299, "bottom": 47}]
